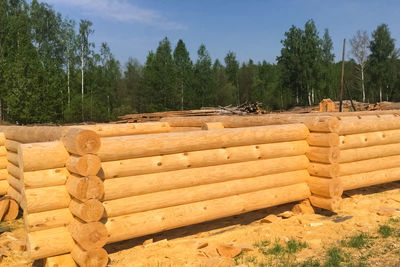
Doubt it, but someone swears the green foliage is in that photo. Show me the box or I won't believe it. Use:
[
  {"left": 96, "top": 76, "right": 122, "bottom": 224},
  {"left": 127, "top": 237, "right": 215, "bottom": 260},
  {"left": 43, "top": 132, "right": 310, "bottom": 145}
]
[
  {"left": 378, "top": 225, "right": 393, "bottom": 238},
  {"left": 324, "top": 247, "right": 346, "bottom": 267},
  {"left": 343, "top": 233, "right": 371, "bottom": 248},
  {"left": 286, "top": 238, "right": 308, "bottom": 254}
]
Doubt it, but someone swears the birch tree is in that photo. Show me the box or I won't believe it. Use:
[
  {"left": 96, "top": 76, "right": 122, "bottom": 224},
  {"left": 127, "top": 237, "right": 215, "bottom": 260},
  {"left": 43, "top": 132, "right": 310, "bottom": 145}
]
[{"left": 350, "top": 30, "right": 369, "bottom": 102}]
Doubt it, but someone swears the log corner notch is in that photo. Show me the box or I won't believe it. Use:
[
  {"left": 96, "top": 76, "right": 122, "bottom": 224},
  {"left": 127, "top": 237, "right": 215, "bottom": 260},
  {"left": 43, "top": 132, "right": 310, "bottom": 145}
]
[{"left": 62, "top": 128, "right": 101, "bottom": 156}]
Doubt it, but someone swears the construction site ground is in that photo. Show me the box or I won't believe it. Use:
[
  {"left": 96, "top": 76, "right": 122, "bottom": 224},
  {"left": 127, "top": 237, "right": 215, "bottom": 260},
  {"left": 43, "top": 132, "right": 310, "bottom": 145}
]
[{"left": 0, "top": 182, "right": 399, "bottom": 266}]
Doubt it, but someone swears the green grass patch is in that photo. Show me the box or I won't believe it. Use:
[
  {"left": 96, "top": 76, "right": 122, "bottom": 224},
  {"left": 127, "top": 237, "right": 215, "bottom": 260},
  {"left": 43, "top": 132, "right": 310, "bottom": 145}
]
[
  {"left": 378, "top": 225, "right": 393, "bottom": 238},
  {"left": 286, "top": 238, "right": 308, "bottom": 254},
  {"left": 343, "top": 233, "right": 371, "bottom": 248}
]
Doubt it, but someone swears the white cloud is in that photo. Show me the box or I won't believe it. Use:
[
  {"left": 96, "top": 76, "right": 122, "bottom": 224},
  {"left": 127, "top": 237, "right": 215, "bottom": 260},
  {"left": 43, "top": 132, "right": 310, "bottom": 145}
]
[{"left": 46, "top": 0, "right": 185, "bottom": 30}]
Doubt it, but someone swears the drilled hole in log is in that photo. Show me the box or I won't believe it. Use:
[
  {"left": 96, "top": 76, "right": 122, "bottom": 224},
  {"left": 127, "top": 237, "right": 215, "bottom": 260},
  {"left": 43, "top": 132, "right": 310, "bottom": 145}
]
[
  {"left": 157, "top": 162, "right": 162, "bottom": 166},
  {"left": 258, "top": 156, "right": 262, "bottom": 159},
  {"left": 364, "top": 138, "right": 368, "bottom": 142},
  {"left": 382, "top": 134, "right": 386, "bottom": 138},
  {"left": 255, "top": 145, "right": 259, "bottom": 149},
  {"left": 187, "top": 164, "right": 191, "bottom": 168},
  {"left": 226, "top": 156, "right": 230, "bottom": 160}
]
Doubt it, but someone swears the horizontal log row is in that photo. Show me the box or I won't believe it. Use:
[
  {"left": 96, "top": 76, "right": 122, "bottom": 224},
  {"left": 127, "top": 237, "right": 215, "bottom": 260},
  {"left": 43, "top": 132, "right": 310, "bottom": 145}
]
[{"left": 0, "top": 137, "right": 8, "bottom": 195}]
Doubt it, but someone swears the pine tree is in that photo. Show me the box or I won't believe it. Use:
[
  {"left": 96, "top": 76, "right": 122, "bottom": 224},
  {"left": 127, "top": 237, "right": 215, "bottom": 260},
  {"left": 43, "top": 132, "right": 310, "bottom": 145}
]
[{"left": 173, "top": 39, "right": 193, "bottom": 110}]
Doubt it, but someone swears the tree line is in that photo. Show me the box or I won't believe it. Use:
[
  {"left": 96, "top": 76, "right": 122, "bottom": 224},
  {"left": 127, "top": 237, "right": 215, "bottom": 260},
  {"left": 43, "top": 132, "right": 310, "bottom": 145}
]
[{"left": 0, "top": 1, "right": 399, "bottom": 124}]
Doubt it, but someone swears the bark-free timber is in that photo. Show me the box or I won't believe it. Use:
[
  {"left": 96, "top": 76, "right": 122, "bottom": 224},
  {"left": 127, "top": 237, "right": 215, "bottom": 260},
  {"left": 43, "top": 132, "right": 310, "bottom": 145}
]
[
  {"left": 339, "top": 129, "right": 400, "bottom": 149},
  {"left": 4, "top": 140, "right": 19, "bottom": 153},
  {"left": 340, "top": 167, "right": 400, "bottom": 191},
  {"left": 0, "top": 179, "right": 8, "bottom": 195},
  {"left": 103, "top": 170, "right": 309, "bottom": 217},
  {"left": 18, "top": 141, "right": 69, "bottom": 171},
  {"left": 25, "top": 208, "right": 73, "bottom": 232},
  {"left": 0, "top": 156, "right": 7, "bottom": 169},
  {"left": 68, "top": 218, "right": 108, "bottom": 250},
  {"left": 338, "top": 117, "right": 400, "bottom": 135},
  {"left": 45, "top": 254, "right": 77, "bottom": 267},
  {"left": 66, "top": 175, "right": 104, "bottom": 201},
  {"left": 3, "top": 199, "right": 18, "bottom": 221},
  {"left": 6, "top": 151, "right": 18, "bottom": 166},
  {"left": 71, "top": 245, "right": 108, "bottom": 267},
  {"left": 0, "top": 126, "right": 65, "bottom": 143},
  {"left": 308, "top": 163, "right": 339, "bottom": 178},
  {"left": 339, "top": 143, "right": 400, "bottom": 163},
  {"left": 66, "top": 155, "right": 101, "bottom": 177},
  {"left": 0, "top": 199, "right": 9, "bottom": 220},
  {"left": 339, "top": 155, "right": 400, "bottom": 176},
  {"left": 0, "top": 169, "right": 7, "bottom": 180},
  {"left": 202, "top": 122, "right": 224, "bottom": 130},
  {"left": 7, "top": 186, "right": 22, "bottom": 204},
  {"left": 76, "top": 122, "right": 171, "bottom": 137},
  {"left": 24, "top": 186, "right": 71, "bottom": 213},
  {"left": 0, "top": 146, "right": 6, "bottom": 157},
  {"left": 24, "top": 168, "right": 69, "bottom": 189},
  {"left": 307, "top": 132, "right": 339, "bottom": 147},
  {"left": 100, "top": 140, "right": 309, "bottom": 178},
  {"left": 0, "top": 133, "right": 5, "bottom": 146},
  {"left": 98, "top": 124, "right": 309, "bottom": 161},
  {"left": 309, "top": 195, "right": 341, "bottom": 211},
  {"left": 61, "top": 128, "right": 101, "bottom": 155},
  {"left": 27, "top": 227, "right": 74, "bottom": 260},
  {"left": 69, "top": 198, "right": 104, "bottom": 222},
  {"left": 306, "top": 146, "right": 340, "bottom": 164},
  {"left": 103, "top": 155, "right": 309, "bottom": 200},
  {"left": 307, "top": 176, "right": 343, "bottom": 198},
  {"left": 7, "top": 174, "right": 22, "bottom": 192},
  {"left": 7, "top": 163, "right": 20, "bottom": 179}
]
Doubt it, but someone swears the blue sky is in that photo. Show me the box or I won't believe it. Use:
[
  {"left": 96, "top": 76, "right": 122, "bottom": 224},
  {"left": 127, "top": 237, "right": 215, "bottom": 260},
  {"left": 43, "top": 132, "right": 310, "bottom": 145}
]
[{"left": 45, "top": 0, "right": 400, "bottom": 66}]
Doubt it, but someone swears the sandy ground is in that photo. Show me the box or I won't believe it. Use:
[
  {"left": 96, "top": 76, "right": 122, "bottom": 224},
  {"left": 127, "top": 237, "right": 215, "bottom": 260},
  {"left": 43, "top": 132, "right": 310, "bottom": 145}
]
[{"left": 0, "top": 181, "right": 400, "bottom": 266}]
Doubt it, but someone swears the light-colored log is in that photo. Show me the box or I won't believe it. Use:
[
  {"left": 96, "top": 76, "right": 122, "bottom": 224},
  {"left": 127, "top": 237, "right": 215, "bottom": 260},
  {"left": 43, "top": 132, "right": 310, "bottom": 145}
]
[
  {"left": 100, "top": 140, "right": 309, "bottom": 178},
  {"left": 66, "top": 155, "right": 101, "bottom": 177},
  {"left": 76, "top": 122, "right": 171, "bottom": 137},
  {"left": 0, "top": 179, "right": 8, "bottom": 195},
  {"left": 0, "top": 156, "right": 7, "bottom": 169},
  {"left": 306, "top": 146, "right": 340, "bottom": 164},
  {"left": 98, "top": 124, "right": 309, "bottom": 161},
  {"left": 103, "top": 155, "right": 309, "bottom": 200},
  {"left": 0, "top": 199, "right": 10, "bottom": 220},
  {"left": 340, "top": 143, "right": 400, "bottom": 163},
  {"left": 104, "top": 170, "right": 309, "bottom": 217},
  {"left": 45, "top": 254, "right": 77, "bottom": 267},
  {"left": 24, "top": 168, "right": 69, "bottom": 189},
  {"left": 307, "top": 176, "right": 343, "bottom": 198},
  {"left": 68, "top": 218, "right": 108, "bottom": 250},
  {"left": 0, "top": 169, "right": 7, "bottom": 180},
  {"left": 339, "top": 154, "right": 400, "bottom": 176},
  {"left": 4, "top": 140, "right": 19, "bottom": 153},
  {"left": 0, "top": 133, "right": 5, "bottom": 146},
  {"left": 18, "top": 141, "right": 69, "bottom": 171},
  {"left": 7, "top": 174, "right": 22, "bottom": 192},
  {"left": 66, "top": 175, "right": 104, "bottom": 202},
  {"left": 308, "top": 163, "right": 339, "bottom": 178},
  {"left": 25, "top": 208, "right": 73, "bottom": 232},
  {"left": 27, "top": 226, "right": 74, "bottom": 260},
  {"left": 0, "top": 146, "right": 6, "bottom": 156},
  {"left": 70, "top": 198, "right": 104, "bottom": 222},
  {"left": 3, "top": 199, "right": 19, "bottom": 221},
  {"left": 71, "top": 245, "right": 108, "bottom": 267},
  {"left": 24, "top": 186, "right": 71, "bottom": 213},
  {"left": 6, "top": 151, "right": 18, "bottom": 166},
  {"left": 309, "top": 195, "right": 341, "bottom": 211},
  {"left": 202, "top": 122, "right": 224, "bottom": 130},
  {"left": 339, "top": 129, "right": 400, "bottom": 149},
  {"left": 341, "top": 167, "right": 400, "bottom": 191},
  {"left": 62, "top": 128, "right": 101, "bottom": 155},
  {"left": 169, "top": 127, "right": 202, "bottom": 132},
  {"left": 0, "top": 126, "right": 65, "bottom": 143},
  {"left": 7, "top": 163, "right": 21, "bottom": 179},
  {"left": 338, "top": 117, "right": 400, "bottom": 135},
  {"left": 106, "top": 183, "right": 311, "bottom": 243},
  {"left": 307, "top": 132, "right": 339, "bottom": 147},
  {"left": 7, "top": 186, "right": 23, "bottom": 204}
]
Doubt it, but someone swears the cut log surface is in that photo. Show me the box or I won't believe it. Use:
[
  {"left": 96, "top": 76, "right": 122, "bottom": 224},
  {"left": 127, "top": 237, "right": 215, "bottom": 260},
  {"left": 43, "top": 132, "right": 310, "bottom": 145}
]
[
  {"left": 0, "top": 179, "right": 9, "bottom": 195},
  {"left": 45, "top": 254, "right": 77, "bottom": 267},
  {"left": 306, "top": 146, "right": 340, "bottom": 164},
  {"left": 339, "top": 143, "right": 400, "bottom": 163},
  {"left": 103, "top": 170, "right": 309, "bottom": 217},
  {"left": 340, "top": 167, "right": 400, "bottom": 191},
  {"left": 339, "top": 155, "right": 400, "bottom": 176},
  {"left": 3, "top": 199, "right": 19, "bottom": 221},
  {"left": 307, "top": 176, "right": 343, "bottom": 198},
  {"left": 106, "top": 183, "right": 311, "bottom": 243},
  {"left": 24, "top": 168, "right": 69, "bottom": 189},
  {"left": 76, "top": 122, "right": 171, "bottom": 137},
  {"left": 202, "top": 122, "right": 224, "bottom": 130},
  {"left": 0, "top": 156, "right": 7, "bottom": 169},
  {"left": 100, "top": 140, "right": 309, "bottom": 179},
  {"left": 62, "top": 128, "right": 101, "bottom": 155},
  {"left": 339, "top": 129, "right": 400, "bottom": 149},
  {"left": 66, "top": 175, "right": 104, "bottom": 202},
  {"left": 27, "top": 226, "right": 74, "bottom": 260},
  {"left": 25, "top": 185, "right": 71, "bottom": 213},
  {"left": 71, "top": 245, "right": 108, "bottom": 267},
  {"left": 338, "top": 117, "right": 400, "bottom": 135},
  {"left": 0, "top": 146, "right": 6, "bottom": 157},
  {"left": 0, "top": 199, "right": 10, "bottom": 220},
  {"left": 69, "top": 198, "right": 104, "bottom": 222},
  {"left": 307, "top": 132, "right": 339, "bottom": 147},
  {"left": 4, "top": 140, "right": 19, "bottom": 153},
  {"left": 25, "top": 208, "right": 73, "bottom": 232},
  {"left": 98, "top": 124, "right": 309, "bottom": 161},
  {"left": 18, "top": 141, "right": 69, "bottom": 171},
  {"left": 0, "top": 169, "right": 7, "bottom": 180},
  {"left": 103, "top": 155, "right": 309, "bottom": 200},
  {"left": 66, "top": 154, "right": 101, "bottom": 177},
  {"left": 68, "top": 219, "right": 108, "bottom": 250},
  {"left": 308, "top": 163, "right": 339, "bottom": 178},
  {"left": 309, "top": 195, "right": 341, "bottom": 211}
]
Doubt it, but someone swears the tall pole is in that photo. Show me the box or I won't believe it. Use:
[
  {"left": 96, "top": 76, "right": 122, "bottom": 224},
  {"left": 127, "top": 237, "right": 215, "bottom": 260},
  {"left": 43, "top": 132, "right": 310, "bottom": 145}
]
[{"left": 339, "top": 38, "right": 346, "bottom": 112}]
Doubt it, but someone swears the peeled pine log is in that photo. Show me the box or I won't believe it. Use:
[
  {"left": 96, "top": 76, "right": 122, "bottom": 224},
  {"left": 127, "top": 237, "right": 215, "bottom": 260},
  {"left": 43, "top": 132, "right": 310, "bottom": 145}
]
[
  {"left": 103, "top": 170, "right": 309, "bottom": 217},
  {"left": 98, "top": 124, "right": 309, "bottom": 161},
  {"left": 24, "top": 185, "right": 71, "bottom": 213},
  {"left": 0, "top": 133, "right": 5, "bottom": 146},
  {"left": 100, "top": 140, "right": 309, "bottom": 178},
  {"left": 66, "top": 155, "right": 101, "bottom": 177},
  {"left": 45, "top": 254, "right": 77, "bottom": 267},
  {"left": 106, "top": 183, "right": 311, "bottom": 243},
  {"left": 0, "top": 198, "right": 9, "bottom": 220},
  {"left": 309, "top": 195, "right": 341, "bottom": 211},
  {"left": 341, "top": 167, "right": 400, "bottom": 191},
  {"left": 7, "top": 163, "right": 21, "bottom": 179},
  {"left": 24, "top": 168, "right": 69, "bottom": 189},
  {"left": 308, "top": 163, "right": 339, "bottom": 178},
  {"left": 4, "top": 140, "right": 19, "bottom": 153},
  {"left": 67, "top": 175, "right": 104, "bottom": 202},
  {"left": 6, "top": 151, "right": 18, "bottom": 166},
  {"left": 0, "top": 179, "right": 8, "bottom": 195},
  {"left": 104, "top": 155, "right": 309, "bottom": 200},
  {"left": 3, "top": 199, "right": 19, "bottom": 221},
  {"left": 339, "top": 154, "right": 400, "bottom": 176},
  {"left": 307, "top": 176, "right": 343, "bottom": 198},
  {"left": 0, "top": 126, "right": 65, "bottom": 143},
  {"left": 25, "top": 208, "right": 73, "bottom": 232},
  {"left": 0, "top": 146, "right": 6, "bottom": 157},
  {"left": 338, "top": 117, "right": 400, "bottom": 135},
  {"left": 0, "top": 169, "right": 7, "bottom": 180},
  {"left": 0, "top": 156, "right": 7, "bottom": 169},
  {"left": 306, "top": 146, "right": 340, "bottom": 164},
  {"left": 7, "top": 186, "right": 23, "bottom": 204},
  {"left": 70, "top": 198, "right": 104, "bottom": 222},
  {"left": 202, "top": 122, "right": 224, "bottom": 130},
  {"left": 18, "top": 141, "right": 69, "bottom": 171},
  {"left": 71, "top": 244, "right": 108, "bottom": 267},
  {"left": 7, "top": 174, "right": 22, "bottom": 192},
  {"left": 68, "top": 218, "right": 108, "bottom": 250},
  {"left": 340, "top": 143, "right": 400, "bottom": 163},
  {"left": 307, "top": 132, "right": 339, "bottom": 147},
  {"left": 27, "top": 226, "right": 74, "bottom": 260},
  {"left": 76, "top": 122, "right": 171, "bottom": 137},
  {"left": 169, "top": 127, "right": 202, "bottom": 132},
  {"left": 62, "top": 128, "right": 101, "bottom": 155},
  {"left": 339, "top": 129, "right": 400, "bottom": 149}
]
